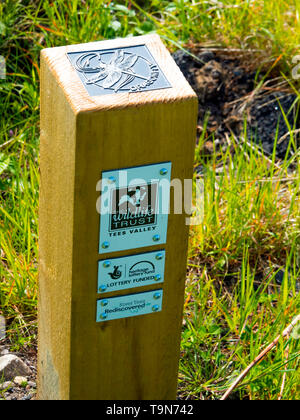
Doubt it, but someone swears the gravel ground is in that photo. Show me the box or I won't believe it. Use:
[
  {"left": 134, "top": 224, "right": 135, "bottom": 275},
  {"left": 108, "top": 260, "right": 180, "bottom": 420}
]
[{"left": 0, "top": 345, "right": 37, "bottom": 401}]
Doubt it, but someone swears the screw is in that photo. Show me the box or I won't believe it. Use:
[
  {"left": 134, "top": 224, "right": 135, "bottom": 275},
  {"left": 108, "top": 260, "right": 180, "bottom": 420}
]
[
  {"left": 103, "top": 260, "right": 111, "bottom": 268},
  {"left": 99, "top": 285, "right": 107, "bottom": 292},
  {"left": 100, "top": 313, "right": 108, "bottom": 320},
  {"left": 101, "top": 299, "right": 109, "bottom": 307},
  {"left": 155, "top": 253, "right": 164, "bottom": 260},
  {"left": 153, "top": 234, "right": 160, "bottom": 242},
  {"left": 102, "top": 241, "right": 110, "bottom": 249},
  {"left": 160, "top": 168, "right": 168, "bottom": 176},
  {"left": 152, "top": 305, "right": 160, "bottom": 312},
  {"left": 154, "top": 274, "right": 161, "bottom": 282},
  {"left": 153, "top": 292, "right": 161, "bottom": 300}
]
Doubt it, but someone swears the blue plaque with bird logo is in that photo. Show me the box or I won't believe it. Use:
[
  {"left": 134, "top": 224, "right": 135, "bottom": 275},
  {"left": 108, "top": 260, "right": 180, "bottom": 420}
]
[
  {"left": 67, "top": 44, "right": 171, "bottom": 96},
  {"left": 99, "top": 162, "right": 172, "bottom": 254}
]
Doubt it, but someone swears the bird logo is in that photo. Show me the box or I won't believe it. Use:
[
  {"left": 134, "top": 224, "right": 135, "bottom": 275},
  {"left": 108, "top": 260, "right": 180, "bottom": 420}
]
[
  {"left": 118, "top": 186, "right": 147, "bottom": 208},
  {"left": 75, "top": 49, "right": 159, "bottom": 93}
]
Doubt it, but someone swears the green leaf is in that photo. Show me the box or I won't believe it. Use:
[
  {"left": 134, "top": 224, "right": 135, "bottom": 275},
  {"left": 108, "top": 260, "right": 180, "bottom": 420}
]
[
  {"left": 139, "top": 21, "right": 155, "bottom": 33},
  {"left": 209, "top": 325, "right": 222, "bottom": 335},
  {"left": 0, "top": 153, "right": 10, "bottom": 176},
  {"left": 0, "top": 22, "right": 6, "bottom": 36},
  {"left": 112, "top": 4, "right": 136, "bottom": 17},
  {"left": 165, "top": 3, "right": 177, "bottom": 12}
]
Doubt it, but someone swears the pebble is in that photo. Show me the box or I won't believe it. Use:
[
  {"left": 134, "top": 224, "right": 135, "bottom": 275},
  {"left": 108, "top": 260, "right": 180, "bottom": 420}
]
[
  {"left": 198, "top": 50, "right": 215, "bottom": 64},
  {"left": 21, "top": 394, "right": 33, "bottom": 401},
  {"left": 211, "top": 69, "right": 222, "bottom": 80},
  {"left": 0, "top": 381, "right": 14, "bottom": 391},
  {"left": 0, "top": 354, "right": 31, "bottom": 380},
  {"left": 14, "top": 376, "right": 28, "bottom": 386}
]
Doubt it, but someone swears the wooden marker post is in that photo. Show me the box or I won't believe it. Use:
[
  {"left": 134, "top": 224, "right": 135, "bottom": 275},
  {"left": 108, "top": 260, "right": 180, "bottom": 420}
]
[{"left": 38, "top": 34, "right": 197, "bottom": 400}]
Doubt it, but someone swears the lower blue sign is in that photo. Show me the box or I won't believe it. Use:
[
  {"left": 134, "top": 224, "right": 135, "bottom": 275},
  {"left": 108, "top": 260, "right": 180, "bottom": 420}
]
[{"left": 96, "top": 289, "right": 163, "bottom": 322}]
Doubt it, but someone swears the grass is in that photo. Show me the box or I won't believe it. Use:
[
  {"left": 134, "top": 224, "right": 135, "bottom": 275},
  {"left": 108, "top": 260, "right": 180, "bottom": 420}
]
[
  {"left": 0, "top": 0, "right": 299, "bottom": 400},
  {"left": 181, "top": 129, "right": 300, "bottom": 399}
]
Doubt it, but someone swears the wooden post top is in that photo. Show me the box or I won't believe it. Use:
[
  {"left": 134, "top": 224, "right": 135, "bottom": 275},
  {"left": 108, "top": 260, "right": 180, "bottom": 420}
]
[{"left": 41, "top": 34, "right": 197, "bottom": 114}]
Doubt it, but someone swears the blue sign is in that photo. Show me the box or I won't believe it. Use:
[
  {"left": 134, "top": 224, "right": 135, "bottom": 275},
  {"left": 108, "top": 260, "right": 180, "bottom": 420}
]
[
  {"left": 99, "top": 162, "right": 172, "bottom": 254},
  {"left": 96, "top": 289, "right": 163, "bottom": 322},
  {"left": 98, "top": 250, "right": 165, "bottom": 294}
]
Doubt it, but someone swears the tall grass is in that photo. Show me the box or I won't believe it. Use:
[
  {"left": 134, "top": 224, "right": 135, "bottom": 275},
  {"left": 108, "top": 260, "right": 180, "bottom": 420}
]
[{"left": 181, "top": 127, "right": 299, "bottom": 399}]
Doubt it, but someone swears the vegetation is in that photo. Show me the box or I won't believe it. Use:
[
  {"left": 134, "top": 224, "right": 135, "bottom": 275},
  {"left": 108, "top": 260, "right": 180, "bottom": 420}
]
[{"left": 0, "top": 0, "right": 299, "bottom": 400}]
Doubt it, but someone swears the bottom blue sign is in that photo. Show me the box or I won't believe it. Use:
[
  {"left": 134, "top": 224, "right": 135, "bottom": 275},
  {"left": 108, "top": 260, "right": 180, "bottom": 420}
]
[{"left": 96, "top": 289, "right": 163, "bottom": 322}]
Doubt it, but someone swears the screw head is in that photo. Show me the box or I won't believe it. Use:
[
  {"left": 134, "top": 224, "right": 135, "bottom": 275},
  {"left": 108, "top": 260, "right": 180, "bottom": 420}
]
[
  {"left": 99, "top": 284, "right": 107, "bottom": 293},
  {"left": 108, "top": 176, "right": 116, "bottom": 184},
  {"left": 153, "top": 234, "right": 160, "bottom": 242},
  {"left": 160, "top": 168, "right": 168, "bottom": 176},
  {"left": 154, "top": 274, "right": 161, "bottom": 282},
  {"left": 153, "top": 292, "right": 161, "bottom": 300},
  {"left": 155, "top": 253, "right": 164, "bottom": 260},
  {"left": 152, "top": 305, "right": 160, "bottom": 312},
  {"left": 102, "top": 241, "right": 110, "bottom": 249},
  {"left": 103, "top": 260, "right": 111, "bottom": 268},
  {"left": 101, "top": 299, "right": 109, "bottom": 307},
  {"left": 100, "top": 313, "right": 108, "bottom": 320}
]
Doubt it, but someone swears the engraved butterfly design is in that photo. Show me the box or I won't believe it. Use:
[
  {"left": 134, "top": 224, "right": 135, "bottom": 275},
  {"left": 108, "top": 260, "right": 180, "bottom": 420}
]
[{"left": 75, "top": 50, "right": 148, "bottom": 93}]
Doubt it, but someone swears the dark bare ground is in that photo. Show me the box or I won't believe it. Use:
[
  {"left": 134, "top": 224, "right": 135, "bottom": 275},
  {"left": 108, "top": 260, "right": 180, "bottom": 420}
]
[{"left": 172, "top": 48, "right": 299, "bottom": 160}]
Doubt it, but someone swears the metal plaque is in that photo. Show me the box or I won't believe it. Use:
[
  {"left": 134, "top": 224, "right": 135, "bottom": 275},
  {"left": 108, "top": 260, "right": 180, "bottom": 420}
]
[
  {"left": 99, "top": 162, "right": 172, "bottom": 254},
  {"left": 96, "top": 289, "right": 163, "bottom": 322},
  {"left": 67, "top": 44, "right": 171, "bottom": 96},
  {"left": 98, "top": 250, "right": 165, "bottom": 294}
]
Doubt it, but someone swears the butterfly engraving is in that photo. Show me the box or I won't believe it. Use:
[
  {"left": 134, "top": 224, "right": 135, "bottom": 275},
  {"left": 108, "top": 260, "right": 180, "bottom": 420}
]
[{"left": 75, "top": 50, "right": 149, "bottom": 93}]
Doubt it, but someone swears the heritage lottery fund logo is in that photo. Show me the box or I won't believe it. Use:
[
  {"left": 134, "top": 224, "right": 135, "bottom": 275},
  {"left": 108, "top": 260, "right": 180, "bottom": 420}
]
[
  {"left": 67, "top": 44, "right": 171, "bottom": 96},
  {"left": 108, "top": 261, "right": 155, "bottom": 282},
  {"left": 98, "top": 251, "right": 165, "bottom": 294}
]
